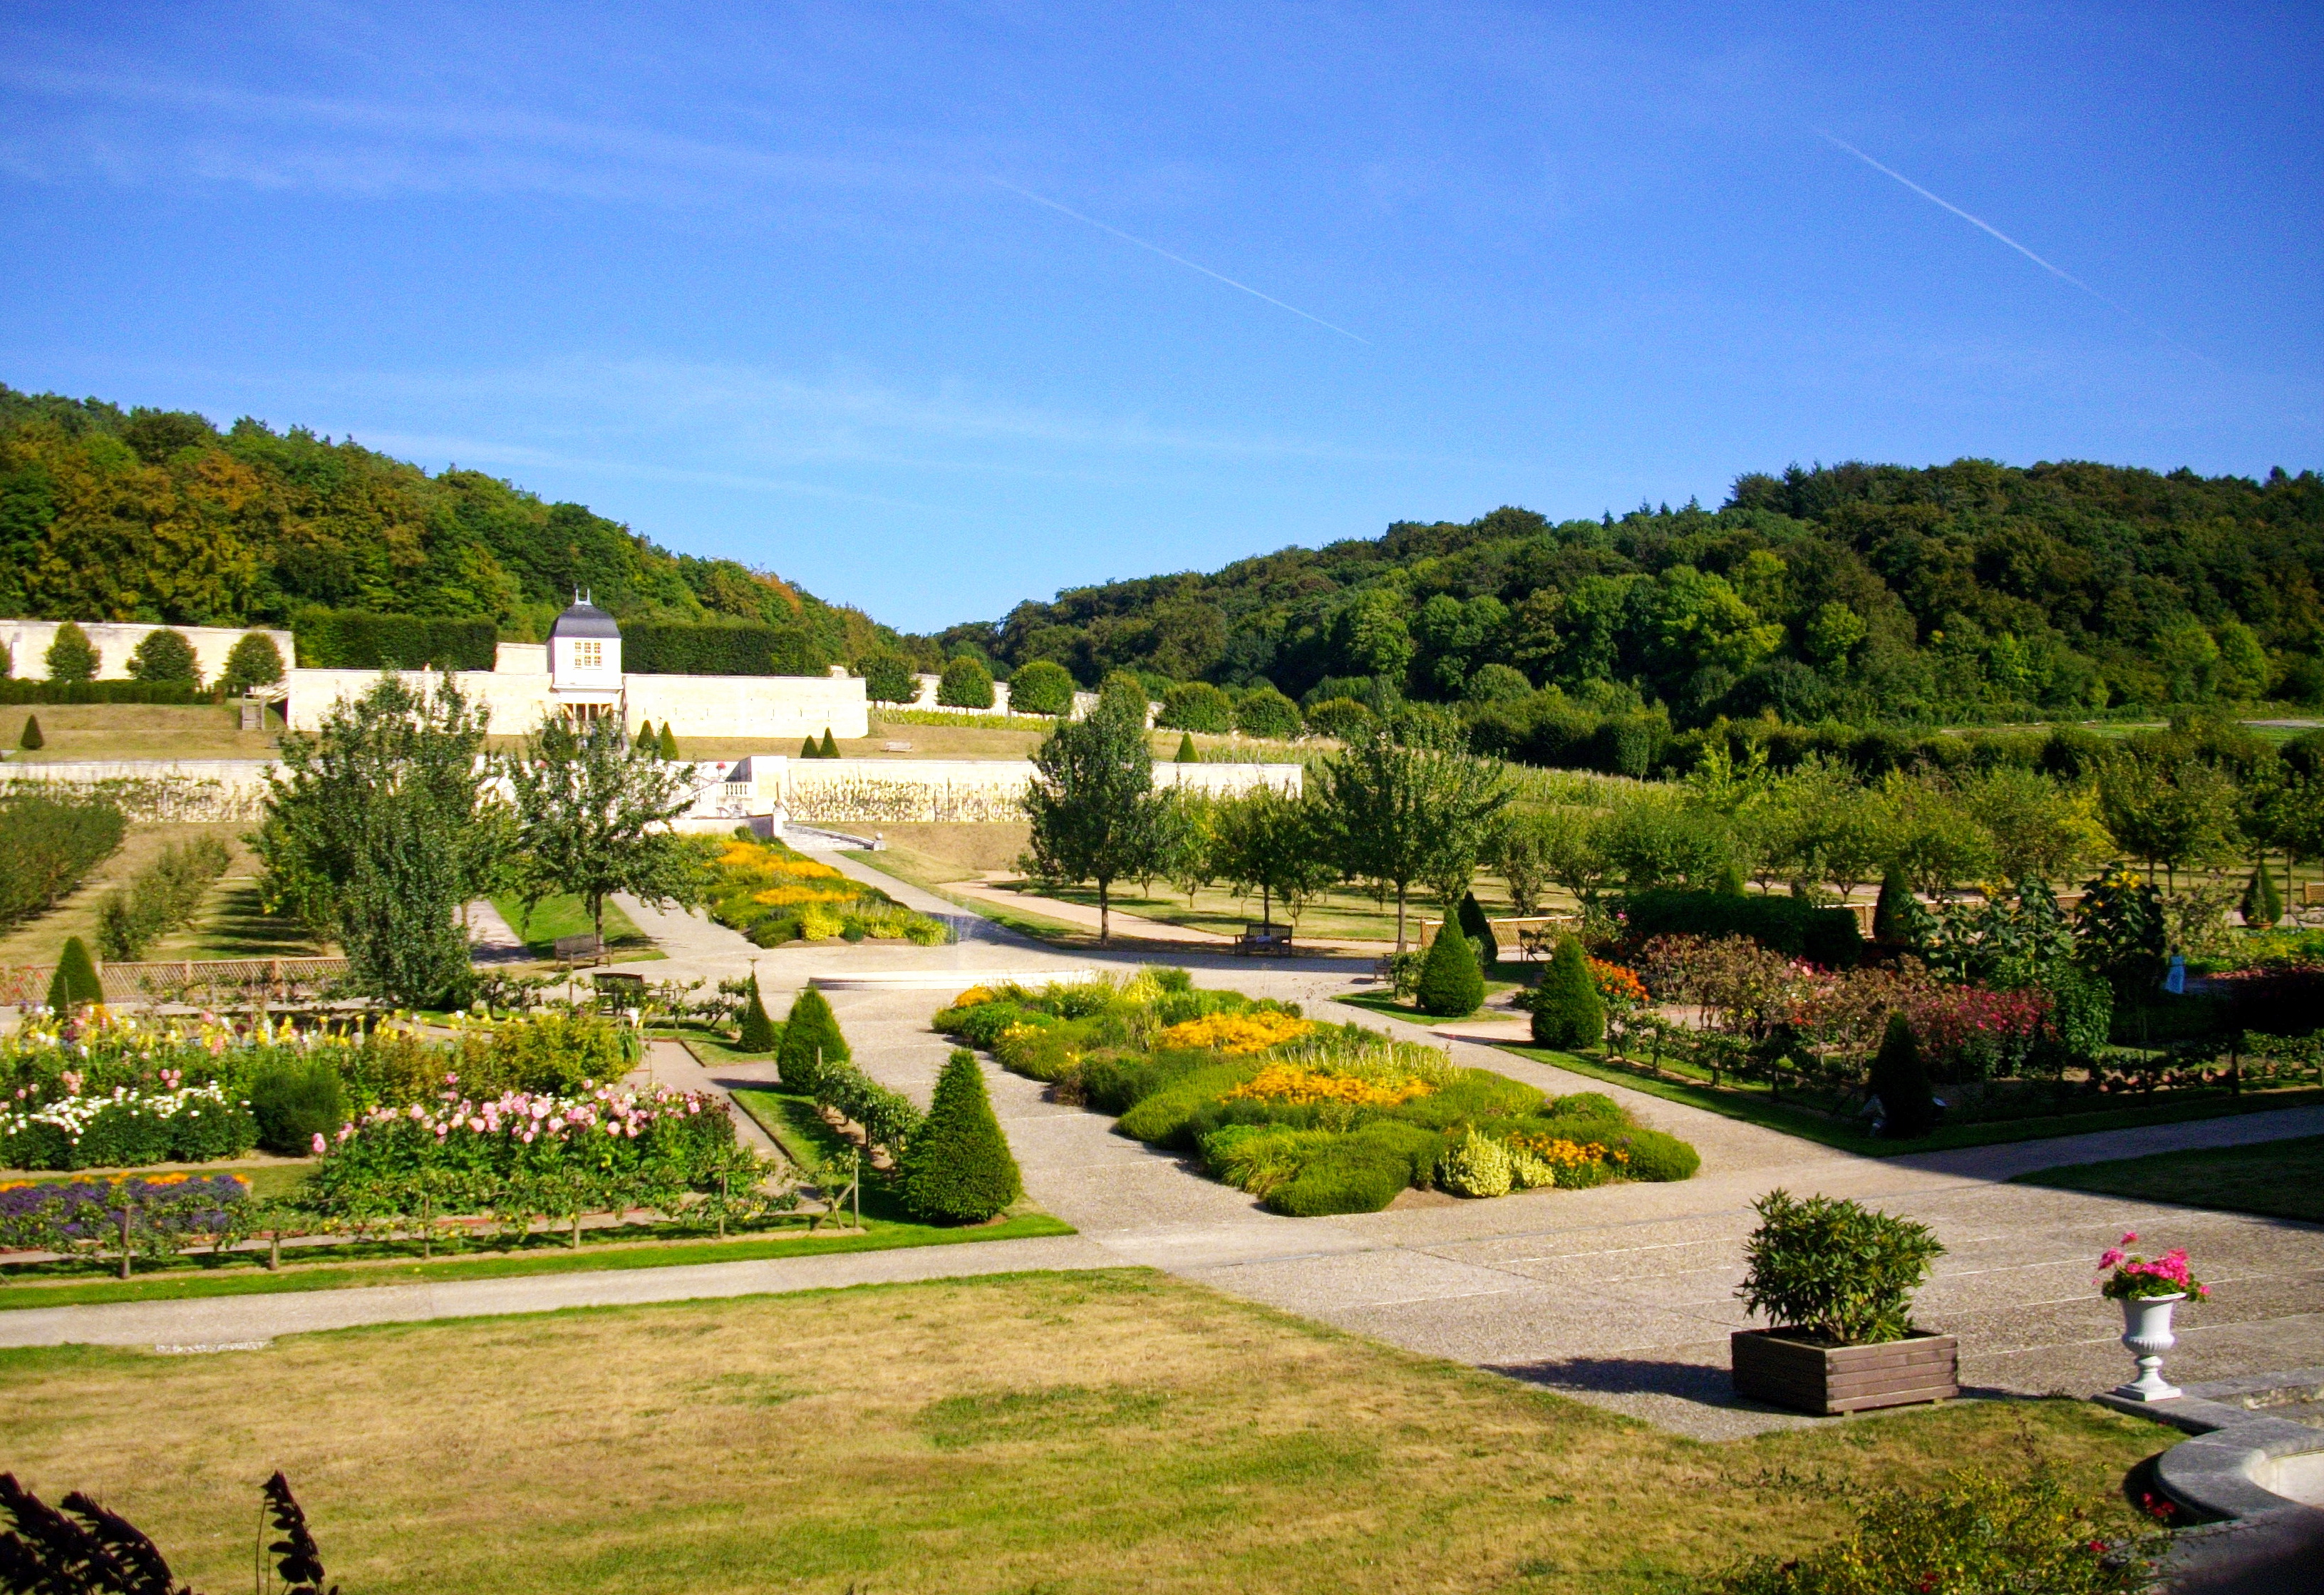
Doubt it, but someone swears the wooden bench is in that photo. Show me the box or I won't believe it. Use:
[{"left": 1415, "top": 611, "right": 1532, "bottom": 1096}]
[
  {"left": 592, "top": 970, "right": 646, "bottom": 1002},
  {"left": 554, "top": 933, "right": 604, "bottom": 966},
  {"left": 1234, "top": 922, "right": 1293, "bottom": 956}
]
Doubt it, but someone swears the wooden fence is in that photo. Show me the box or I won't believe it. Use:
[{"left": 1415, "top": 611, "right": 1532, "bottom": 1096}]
[{"left": 1, "top": 956, "right": 350, "bottom": 1007}]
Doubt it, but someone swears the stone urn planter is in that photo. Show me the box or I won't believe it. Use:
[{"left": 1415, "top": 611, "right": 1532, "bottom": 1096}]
[
  {"left": 2112, "top": 1292, "right": 2186, "bottom": 1403},
  {"left": 1730, "top": 1328, "right": 1959, "bottom": 1415}
]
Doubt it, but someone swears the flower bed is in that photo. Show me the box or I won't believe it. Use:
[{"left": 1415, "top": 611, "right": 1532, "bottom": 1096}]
[
  {"left": 934, "top": 969, "right": 1697, "bottom": 1214},
  {"left": 705, "top": 835, "right": 951, "bottom": 946}
]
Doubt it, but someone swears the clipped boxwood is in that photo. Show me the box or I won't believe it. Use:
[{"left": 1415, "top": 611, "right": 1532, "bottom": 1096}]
[
  {"left": 776, "top": 986, "right": 849, "bottom": 1093},
  {"left": 1622, "top": 889, "right": 1863, "bottom": 966},
  {"left": 1269, "top": 1122, "right": 1445, "bottom": 1216},
  {"left": 1527, "top": 936, "right": 1604, "bottom": 1049},
  {"left": 1008, "top": 659, "right": 1077, "bottom": 716},
  {"left": 899, "top": 1049, "right": 1022, "bottom": 1222},
  {"left": 1413, "top": 923, "right": 1484, "bottom": 1016}
]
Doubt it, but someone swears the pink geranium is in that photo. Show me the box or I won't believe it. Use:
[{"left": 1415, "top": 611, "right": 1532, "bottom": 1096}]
[{"left": 2098, "top": 1232, "right": 2209, "bottom": 1301}]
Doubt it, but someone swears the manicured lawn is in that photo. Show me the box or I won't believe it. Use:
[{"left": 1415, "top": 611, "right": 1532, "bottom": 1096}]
[
  {"left": 2015, "top": 1134, "right": 2324, "bottom": 1222},
  {"left": 661, "top": 1022, "right": 780, "bottom": 1067},
  {"left": 1, "top": 702, "right": 279, "bottom": 763},
  {"left": 730, "top": 1087, "right": 1059, "bottom": 1232},
  {"left": 1336, "top": 983, "right": 1526, "bottom": 1024},
  {"left": 1495, "top": 1041, "right": 2324, "bottom": 1157},
  {"left": 843, "top": 847, "right": 1097, "bottom": 944},
  {"left": 0, "top": 1270, "right": 2163, "bottom": 1595},
  {"left": 491, "top": 893, "right": 661, "bottom": 961}
]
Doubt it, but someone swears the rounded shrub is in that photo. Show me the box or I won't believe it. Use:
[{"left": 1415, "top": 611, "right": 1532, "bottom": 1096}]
[
  {"left": 1869, "top": 1011, "right": 1938, "bottom": 1139},
  {"left": 776, "top": 986, "right": 850, "bottom": 1093},
  {"left": 937, "top": 655, "right": 996, "bottom": 710},
  {"left": 44, "top": 622, "right": 98, "bottom": 683},
  {"left": 1159, "top": 681, "right": 1233, "bottom": 733},
  {"left": 1462, "top": 663, "right": 1533, "bottom": 703},
  {"left": 1529, "top": 936, "right": 1604, "bottom": 1049},
  {"left": 219, "top": 630, "right": 286, "bottom": 697},
  {"left": 249, "top": 1058, "right": 348, "bottom": 1155},
  {"left": 1604, "top": 1126, "right": 1699, "bottom": 1182},
  {"left": 859, "top": 654, "right": 917, "bottom": 703},
  {"left": 1234, "top": 686, "right": 1301, "bottom": 739},
  {"left": 899, "top": 1049, "right": 1023, "bottom": 1222},
  {"left": 1008, "top": 659, "right": 1075, "bottom": 716},
  {"left": 1413, "top": 922, "right": 1484, "bottom": 1017},
  {"left": 1437, "top": 1127, "right": 1513, "bottom": 1198},
  {"left": 127, "top": 628, "right": 200, "bottom": 686},
  {"left": 1097, "top": 671, "right": 1151, "bottom": 723},
  {"left": 46, "top": 936, "right": 103, "bottom": 1011},
  {"left": 1302, "top": 696, "right": 1374, "bottom": 740},
  {"left": 736, "top": 973, "right": 780, "bottom": 1053}
]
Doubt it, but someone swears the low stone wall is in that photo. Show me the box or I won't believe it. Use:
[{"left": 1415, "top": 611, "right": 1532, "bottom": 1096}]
[
  {"left": 0, "top": 619, "right": 291, "bottom": 686},
  {"left": 778, "top": 757, "right": 1300, "bottom": 823}
]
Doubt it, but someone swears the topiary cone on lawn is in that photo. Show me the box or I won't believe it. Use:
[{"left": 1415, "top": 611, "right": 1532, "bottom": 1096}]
[
  {"left": 634, "top": 719, "right": 657, "bottom": 755},
  {"left": 736, "top": 972, "right": 779, "bottom": 1053},
  {"left": 899, "top": 1048, "right": 1023, "bottom": 1222},
  {"left": 18, "top": 714, "right": 41, "bottom": 750},
  {"left": 46, "top": 935, "right": 103, "bottom": 1012},
  {"left": 658, "top": 722, "right": 680, "bottom": 760},
  {"left": 2242, "top": 864, "right": 2283, "bottom": 929},
  {"left": 776, "top": 986, "right": 849, "bottom": 1093},
  {"left": 1529, "top": 935, "right": 1605, "bottom": 1050},
  {"left": 820, "top": 728, "right": 839, "bottom": 759},
  {"left": 1413, "top": 919, "right": 1484, "bottom": 1017},
  {"left": 1869, "top": 1012, "right": 1938, "bottom": 1139},
  {"left": 1871, "top": 867, "right": 1916, "bottom": 945},
  {"left": 1457, "top": 890, "right": 1498, "bottom": 967},
  {"left": 1174, "top": 732, "right": 1198, "bottom": 763},
  {"left": 798, "top": 735, "right": 820, "bottom": 759}
]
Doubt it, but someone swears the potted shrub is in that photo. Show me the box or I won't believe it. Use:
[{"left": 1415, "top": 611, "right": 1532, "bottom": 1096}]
[
  {"left": 2099, "top": 1232, "right": 2207, "bottom": 1402},
  {"left": 1731, "top": 1189, "right": 1955, "bottom": 1414}
]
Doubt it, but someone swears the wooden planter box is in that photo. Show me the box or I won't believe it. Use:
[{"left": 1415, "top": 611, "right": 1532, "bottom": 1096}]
[{"left": 1730, "top": 1329, "right": 1958, "bottom": 1415}]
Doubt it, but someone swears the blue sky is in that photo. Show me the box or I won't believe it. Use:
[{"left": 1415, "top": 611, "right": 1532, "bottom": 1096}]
[{"left": 1, "top": 4, "right": 2318, "bottom": 634}]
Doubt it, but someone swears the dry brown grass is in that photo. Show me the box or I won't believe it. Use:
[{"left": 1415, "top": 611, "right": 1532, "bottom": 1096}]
[
  {"left": 870, "top": 820, "right": 1031, "bottom": 874},
  {"left": 3, "top": 703, "right": 279, "bottom": 762},
  {"left": 0, "top": 820, "right": 321, "bottom": 965},
  {"left": 0, "top": 1270, "right": 2159, "bottom": 1594}
]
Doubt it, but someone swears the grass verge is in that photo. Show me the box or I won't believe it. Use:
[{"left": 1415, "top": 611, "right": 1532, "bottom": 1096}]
[
  {"left": 1493, "top": 1043, "right": 2324, "bottom": 1157},
  {"left": 0, "top": 1271, "right": 2164, "bottom": 1595},
  {"left": 2013, "top": 1134, "right": 2324, "bottom": 1222},
  {"left": 728, "top": 1088, "right": 1060, "bottom": 1233},
  {"left": 490, "top": 893, "right": 662, "bottom": 961},
  {"left": 1336, "top": 984, "right": 1524, "bottom": 1025},
  {"left": 841, "top": 849, "right": 1095, "bottom": 946}
]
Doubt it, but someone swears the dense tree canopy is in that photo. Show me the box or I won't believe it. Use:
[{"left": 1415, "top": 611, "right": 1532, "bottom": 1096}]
[
  {"left": 947, "top": 460, "right": 2324, "bottom": 726},
  {"left": 0, "top": 384, "right": 908, "bottom": 668}
]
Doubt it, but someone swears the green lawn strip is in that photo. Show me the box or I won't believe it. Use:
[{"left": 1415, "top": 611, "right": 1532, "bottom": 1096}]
[
  {"left": 841, "top": 852, "right": 1095, "bottom": 946},
  {"left": 2012, "top": 1135, "right": 2324, "bottom": 1223},
  {"left": 656, "top": 1021, "right": 780, "bottom": 1069},
  {"left": 490, "top": 893, "right": 663, "bottom": 960},
  {"left": 1492, "top": 1042, "right": 2324, "bottom": 1157},
  {"left": 1336, "top": 985, "right": 1523, "bottom": 1025},
  {"left": 0, "top": 1212, "right": 1080, "bottom": 1312}
]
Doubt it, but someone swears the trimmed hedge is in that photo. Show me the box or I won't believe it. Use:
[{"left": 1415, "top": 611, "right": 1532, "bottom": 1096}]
[
  {"left": 1008, "top": 659, "right": 1076, "bottom": 716},
  {"left": 1234, "top": 687, "right": 1302, "bottom": 739},
  {"left": 0, "top": 680, "right": 202, "bottom": 705},
  {"left": 624, "top": 621, "right": 825, "bottom": 676},
  {"left": 776, "top": 987, "right": 849, "bottom": 1092},
  {"left": 1159, "top": 682, "right": 1233, "bottom": 733},
  {"left": 295, "top": 610, "right": 497, "bottom": 671},
  {"left": 1413, "top": 922, "right": 1484, "bottom": 1016},
  {"left": 1529, "top": 936, "right": 1604, "bottom": 1048},
  {"left": 1623, "top": 889, "right": 1863, "bottom": 966}
]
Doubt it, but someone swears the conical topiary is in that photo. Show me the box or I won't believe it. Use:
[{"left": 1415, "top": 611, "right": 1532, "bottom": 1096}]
[
  {"left": 19, "top": 714, "right": 41, "bottom": 750},
  {"left": 899, "top": 1048, "right": 1023, "bottom": 1222},
  {"left": 47, "top": 935, "right": 103, "bottom": 1012},
  {"left": 1869, "top": 1012, "right": 1938, "bottom": 1139},
  {"left": 775, "top": 986, "right": 849, "bottom": 1093},
  {"left": 1413, "top": 919, "right": 1484, "bottom": 1017},
  {"left": 634, "top": 720, "right": 656, "bottom": 755},
  {"left": 1871, "top": 867, "right": 1917, "bottom": 945},
  {"left": 799, "top": 735, "right": 820, "bottom": 759},
  {"left": 658, "top": 722, "right": 680, "bottom": 760},
  {"left": 1174, "top": 732, "right": 1198, "bottom": 763},
  {"left": 2243, "top": 864, "right": 2283, "bottom": 930},
  {"left": 1529, "top": 935, "right": 1604, "bottom": 1050},
  {"left": 736, "top": 973, "right": 779, "bottom": 1053},
  {"left": 820, "top": 728, "right": 839, "bottom": 758},
  {"left": 1457, "top": 890, "right": 1499, "bottom": 967}
]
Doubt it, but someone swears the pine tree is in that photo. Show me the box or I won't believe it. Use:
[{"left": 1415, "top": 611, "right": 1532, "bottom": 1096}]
[
  {"left": 18, "top": 714, "right": 41, "bottom": 750},
  {"left": 737, "top": 973, "right": 780, "bottom": 1052},
  {"left": 658, "top": 722, "right": 680, "bottom": 760},
  {"left": 1413, "top": 919, "right": 1484, "bottom": 1017},
  {"left": 820, "top": 728, "right": 839, "bottom": 758},
  {"left": 2243, "top": 863, "right": 2283, "bottom": 929},
  {"left": 899, "top": 1048, "right": 1023, "bottom": 1222},
  {"left": 1869, "top": 1012, "right": 1938, "bottom": 1139},
  {"left": 1871, "top": 867, "right": 1918, "bottom": 944},
  {"left": 1457, "top": 890, "right": 1498, "bottom": 966},
  {"left": 1528, "top": 935, "right": 1604, "bottom": 1049},
  {"left": 775, "top": 986, "right": 849, "bottom": 1093},
  {"left": 1175, "top": 732, "right": 1198, "bottom": 763},
  {"left": 46, "top": 935, "right": 103, "bottom": 1011}
]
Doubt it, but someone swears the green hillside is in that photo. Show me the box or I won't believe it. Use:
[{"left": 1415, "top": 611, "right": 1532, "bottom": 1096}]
[
  {"left": 947, "top": 460, "right": 2324, "bottom": 727},
  {"left": 0, "top": 384, "right": 911, "bottom": 669}
]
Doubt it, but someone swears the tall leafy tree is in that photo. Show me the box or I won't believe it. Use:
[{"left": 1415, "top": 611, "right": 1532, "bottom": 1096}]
[
  {"left": 1021, "top": 701, "right": 1170, "bottom": 944},
  {"left": 126, "top": 628, "right": 200, "bottom": 685},
  {"left": 505, "top": 713, "right": 711, "bottom": 943},
  {"left": 1316, "top": 726, "right": 1509, "bottom": 947},
  {"left": 254, "top": 675, "right": 505, "bottom": 1008},
  {"left": 1211, "top": 783, "right": 1337, "bottom": 929}
]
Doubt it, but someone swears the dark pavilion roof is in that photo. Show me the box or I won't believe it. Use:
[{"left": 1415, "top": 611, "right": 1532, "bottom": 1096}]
[{"left": 548, "top": 599, "right": 621, "bottom": 641}]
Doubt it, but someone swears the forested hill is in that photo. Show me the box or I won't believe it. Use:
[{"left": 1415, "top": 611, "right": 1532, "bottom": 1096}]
[
  {"left": 0, "top": 383, "right": 902, "bottom": 666},
  {"left": 945, "top": 458, "right": 2324, "bottom": 726}
]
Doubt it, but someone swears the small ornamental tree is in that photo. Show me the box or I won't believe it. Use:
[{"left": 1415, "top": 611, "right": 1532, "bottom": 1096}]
[
  {"left": 1021, "top": 700, "right": 1170, "bottom": 944},
  {"left": 860, "top": 654, "right": 918, "bottom": 704},
  {"left": 1871, "top": 866, "right": 1918, "bottom": 945},
  {"left": 19, "top": 714, "right": 41, "bottom": 750},
  {"left": 1235, "top": 686, "right": 1302, "bottom": 740},
  {"left": 2242, "top": 864, "right": 2283, "bottom": 929},
  {"left": 127, "top": 628, "right": 200, "bottom": 686},
  {"left": 1528, "top": 935, "right": 1605, "bottom": 1048},
  {"left": 899, "top": 1048, "right": 1023, "bottom": 1222},
  {"left": 1457, "top": 890, "right": 1498, "bottom": 966},
  {"left": 44, "top": 622, "right": 98, "bottom": 683},
  {"left": 820, "top": 728, "right": 839, "bottom": 759},
  {"left": 1869, "top": 1011, "right": 1938, "bottom": 1139},
  {"left": 47, "top": 936, "right": 103, "bottom": 1011},
  {"left": 658, "top": 722, "right": 680, "bottom": 760},
  {"left": 737, "top": 972, "right": 779, "bottom": 1052},
  {"left": 1175, "top": 731, "right": 1198, "bottom": 763},
  {"left": 220, "top": 630, "right": 286, "bottom": 697},
  {"left": 937, "top": 655, "right": 996, "bottom": 710},
  {"left": 1413, "top": 918, "right": 1484, "bottom": 1016},
  {"left": 776, "top": 986, "right": 849, "bottom": 1092},
  {"left": 1008, "top": 658, "right": 1075, "bottom": 716}
]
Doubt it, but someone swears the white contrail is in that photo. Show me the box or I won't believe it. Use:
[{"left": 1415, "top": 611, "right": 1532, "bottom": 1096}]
[
  {"left": 1813, "top": 128, "right": 2214, "bottom": 366},
  {"left": 988, "top": 177, "right": 1370, "bottom": 345}
]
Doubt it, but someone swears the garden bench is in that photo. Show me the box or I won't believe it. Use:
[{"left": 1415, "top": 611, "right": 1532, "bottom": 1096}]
[
  {"left": 554, "top": 933, "right": 604, "bottom": 966},
  {"left": 592, "top": 971, "right": 646, "bottom": 1001},
  {"left": 1234, "top": 922, "right": 1293, "bottom": 956}
]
